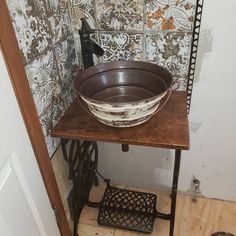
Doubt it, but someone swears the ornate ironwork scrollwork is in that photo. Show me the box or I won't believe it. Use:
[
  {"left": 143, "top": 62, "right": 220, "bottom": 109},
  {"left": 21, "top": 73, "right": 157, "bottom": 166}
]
[{"left": 61, "top": 139, "right": 98, "bottom": 236}]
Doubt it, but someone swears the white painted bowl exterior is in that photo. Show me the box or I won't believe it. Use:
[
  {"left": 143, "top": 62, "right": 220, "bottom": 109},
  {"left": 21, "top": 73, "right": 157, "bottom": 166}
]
[{"left": 80, "top": 91, "right": 167, "bottom": 127}]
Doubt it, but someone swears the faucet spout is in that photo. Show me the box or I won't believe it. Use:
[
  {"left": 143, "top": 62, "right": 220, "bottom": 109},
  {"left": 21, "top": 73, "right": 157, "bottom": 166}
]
[
  {"left": 79, "top": 18, "right": 104, "bottom": 69},
  {"left": 80, "top": 18, "right": 93, "bottom": 33},
  {"left": 85, "top": 39, "right": 104, "bottom": 57}
]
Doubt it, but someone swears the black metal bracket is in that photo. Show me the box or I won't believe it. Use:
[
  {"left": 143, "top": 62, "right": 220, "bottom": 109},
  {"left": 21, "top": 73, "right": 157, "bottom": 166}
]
[{"left": 187, "top": 0, "right": 204, "bottom": 112}]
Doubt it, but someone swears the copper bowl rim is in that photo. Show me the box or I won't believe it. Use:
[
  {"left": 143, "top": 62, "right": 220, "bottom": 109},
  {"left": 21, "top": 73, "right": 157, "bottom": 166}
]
[{"left": 74, "top": 61, "right": 173, "bottom": 105}]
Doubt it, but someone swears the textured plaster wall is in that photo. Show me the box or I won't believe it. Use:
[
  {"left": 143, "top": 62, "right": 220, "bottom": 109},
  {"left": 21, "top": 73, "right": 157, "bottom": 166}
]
[{"left": 179, "top": 0, "right": 236, "bottom": 201}]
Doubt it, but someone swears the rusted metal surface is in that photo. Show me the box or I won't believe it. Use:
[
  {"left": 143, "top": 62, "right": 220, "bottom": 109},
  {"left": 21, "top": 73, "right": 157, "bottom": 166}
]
[
  {"left": 51, "top": 91, "right": 189, "bottom": 150},
  {"left": 74, "top": 61, "right": 173, "bottom": 127}
]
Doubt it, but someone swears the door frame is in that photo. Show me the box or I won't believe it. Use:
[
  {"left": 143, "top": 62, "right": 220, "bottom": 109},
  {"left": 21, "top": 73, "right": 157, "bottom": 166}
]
[{"left": 0, "top": 1, "right": 71, "bottom": 235}]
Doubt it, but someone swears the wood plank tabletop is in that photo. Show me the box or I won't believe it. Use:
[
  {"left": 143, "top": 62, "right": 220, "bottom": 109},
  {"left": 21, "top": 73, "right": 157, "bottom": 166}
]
[{"left": 51, "top": 91, "right": 189, "bottom": 150}]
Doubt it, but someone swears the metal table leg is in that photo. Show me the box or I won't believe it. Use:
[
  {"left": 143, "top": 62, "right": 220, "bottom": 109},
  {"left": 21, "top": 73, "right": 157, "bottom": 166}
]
[
  {"left": 169, "top": 149, "right": 181, "bottom": 236},
  {"left": 61, "top": 139, "right": 99, "bottom": 236}
]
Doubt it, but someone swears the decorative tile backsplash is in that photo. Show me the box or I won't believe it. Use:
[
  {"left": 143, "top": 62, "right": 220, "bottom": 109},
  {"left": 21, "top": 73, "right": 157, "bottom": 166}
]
[
  {"left": 7, "top": 0, "right": 80, "bottom": 156},
  {"left": 54, "top": 36, "right": 78, "bottom": 87},
  {"left": 7, "top": 0, "right": 196, "bottom": 156},
  {"left": 145, "top": 33, "right": 192, "bottom": 77},
  {"left": 7, "top": 0, "right": 51, "bottom": 63},
  {"left": 70, "top": 0, "right": 96, "bottom": 30},
  {"left": 25, "top": 50, "right": 62, "bottom": 117},
  {"left": 68, "top": 0, "right": 195, "bottom": 85},
  {"left": 96, "top": 0, "right": 143, "bottom": 31},
  {"left": 44, "top": 0, "right": 69, "bottom": 15},
  {"left": 99, "top": 33, "right": 144, "bottom": 62},
  {"left": 145, "top": 0, "right": 195, "bottom": 31},
  {"left": 48, "top": 9, "right": 72, "bottom": 44}
]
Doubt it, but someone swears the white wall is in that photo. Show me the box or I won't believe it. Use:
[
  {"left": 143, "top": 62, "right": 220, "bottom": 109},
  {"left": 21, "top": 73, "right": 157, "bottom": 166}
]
[
  {"left": 98, "top": 0, "right": 236, "bottom": 201},
  {"left": 179, "top": 0, "right": 236, "bottom": 201},
  {"left": 98, "top": 144, "right": 173, "bottom": 191}
]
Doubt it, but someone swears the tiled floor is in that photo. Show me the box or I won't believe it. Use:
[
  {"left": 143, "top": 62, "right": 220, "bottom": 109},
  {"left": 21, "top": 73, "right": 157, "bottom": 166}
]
[{"left": 78, "top": 184, "right": 236, "bottom": 236}]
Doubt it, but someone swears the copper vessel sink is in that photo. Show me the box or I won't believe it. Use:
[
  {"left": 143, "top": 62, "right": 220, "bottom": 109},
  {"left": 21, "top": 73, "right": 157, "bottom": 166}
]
[{"left": 74, "top": 61, "right": 173, "bottom": 127}]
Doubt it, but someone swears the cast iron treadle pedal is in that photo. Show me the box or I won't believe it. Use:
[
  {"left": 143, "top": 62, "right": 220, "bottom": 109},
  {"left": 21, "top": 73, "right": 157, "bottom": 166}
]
[{"left": 97, "top": 185, "right": 157, "bottom": 234}]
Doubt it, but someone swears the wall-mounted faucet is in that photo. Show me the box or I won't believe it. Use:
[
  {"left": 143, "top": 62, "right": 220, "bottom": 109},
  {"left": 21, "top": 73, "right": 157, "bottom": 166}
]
[{"left": 79, "top": 18, "right": 104, "bottom": 69}]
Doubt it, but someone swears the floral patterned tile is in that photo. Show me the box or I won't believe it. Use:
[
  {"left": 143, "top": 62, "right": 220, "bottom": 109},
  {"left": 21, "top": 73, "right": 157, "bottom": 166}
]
[
  {"left": 39, "top": 96, "right": 66, "bottom": 156},
  {"left": 51, "top": 97, "right": 66, "bottom": 127},
  {"left": 62, "top": 82, "right": 76, "bottom": 110},
  {"left": 45, "top": 136, "right": 60, "bottom": 157},
  {"left": 44, "top": 0, "right": 69, "bottom": 15},
  {"left": 173, "top": 76, "right": 188, "bottom": 91},
  {"left": 69, "top": 0, "right": 93, "bottom": 7},
  {"left": 99, "top": 33, "right": 144, "bottom": 62},
  {"left": 70, "top": 0, "right": 96, "bottom": 31},
  {"left": 44, "top": 0, "right": 59, "bottom": 15},
  {"left": 96, "top": 0, "right": 143, "bottom": 31},
  {"left": 145, "top": 0, "right": 195, "bottom": 31},
  {"left": 54, "top": 36, "right": 78, "bottom": 88},
  {"left": 25, "top": 50, "right": 62, "bottom": 117},
  {"left": 48, "top": 9, "right": 72, "bottom": 44},
  {"left": 145, "top": 32, "right": 191, "bottom": 77},
  {"left": 7, "top": 0, "right": 51, "bottom": 62}
]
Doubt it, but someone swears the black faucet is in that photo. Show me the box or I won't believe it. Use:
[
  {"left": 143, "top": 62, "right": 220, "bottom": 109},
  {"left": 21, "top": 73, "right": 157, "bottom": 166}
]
[{"left": 79, "top": 18, "right": 104, "bottom": 69}]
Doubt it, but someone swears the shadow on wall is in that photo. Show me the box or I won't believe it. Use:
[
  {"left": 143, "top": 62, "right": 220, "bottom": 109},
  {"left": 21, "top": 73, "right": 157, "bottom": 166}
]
[
  {"left": 194, "top": 28, "right": 213, "bottom": 83},
  {"left": 97, "top": 142, "right": 173, "bottom": 191}
]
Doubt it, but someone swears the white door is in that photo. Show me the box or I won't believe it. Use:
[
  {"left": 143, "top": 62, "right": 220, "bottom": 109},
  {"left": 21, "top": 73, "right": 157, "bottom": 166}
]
[{"left": 0, "top": 49, "right": 60, "bottom": 236}]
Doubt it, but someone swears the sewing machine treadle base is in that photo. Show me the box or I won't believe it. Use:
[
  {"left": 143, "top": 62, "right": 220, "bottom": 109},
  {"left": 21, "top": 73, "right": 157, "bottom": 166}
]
[{"left": 97, "top": 184, "right": 157, "bottom": 234}]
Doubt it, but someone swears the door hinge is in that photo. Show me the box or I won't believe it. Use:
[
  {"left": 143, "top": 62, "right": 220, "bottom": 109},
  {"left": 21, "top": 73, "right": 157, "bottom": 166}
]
[{"left": 53, "top": 206, "right": 61, "bottom": 224}]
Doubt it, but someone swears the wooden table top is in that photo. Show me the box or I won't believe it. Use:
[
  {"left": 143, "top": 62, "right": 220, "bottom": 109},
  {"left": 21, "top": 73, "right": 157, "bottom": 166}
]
[{"left": 51, "top": 91, "right": 189, "bottom": 150}]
